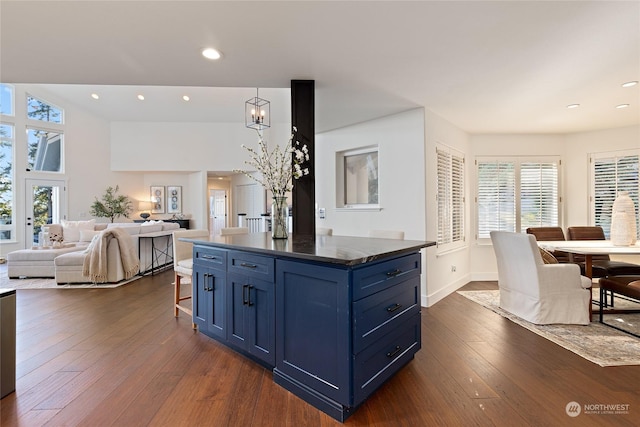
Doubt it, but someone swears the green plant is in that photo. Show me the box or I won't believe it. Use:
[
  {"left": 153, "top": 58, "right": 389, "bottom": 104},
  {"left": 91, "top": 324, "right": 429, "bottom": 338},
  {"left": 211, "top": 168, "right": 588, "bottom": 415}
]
[{"left": 90, "top": 185, "right": 133, "bottom": 223}]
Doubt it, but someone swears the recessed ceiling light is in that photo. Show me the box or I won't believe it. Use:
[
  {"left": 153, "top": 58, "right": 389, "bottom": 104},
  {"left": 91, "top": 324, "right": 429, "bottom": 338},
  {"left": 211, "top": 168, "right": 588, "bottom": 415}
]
[
  {"left": 622, "top": 81, "right": 638, "bottom": 88},
  {"left": 91, "top": 93, "right": 99, "bottom": 100},
  {"left": 566, "top": 104, "right": 580, "bottom": 109},
  {"left": 616, "top": 104, "right": 630, "bottom": 109},
  {"left": 182, "top": 95, "right": 190, "bottom": 101},
  {"left": 137, "top": 94, "right": 145, "bottom": 101},
  {"left": 202, "top": 48, "right": 222, "bottom": 60}
]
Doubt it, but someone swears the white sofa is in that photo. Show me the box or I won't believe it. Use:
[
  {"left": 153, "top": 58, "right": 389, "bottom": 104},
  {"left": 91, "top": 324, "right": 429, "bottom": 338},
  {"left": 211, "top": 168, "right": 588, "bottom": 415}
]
[{"left": 7, "top": 220, "right": 180, "bottom": 284}]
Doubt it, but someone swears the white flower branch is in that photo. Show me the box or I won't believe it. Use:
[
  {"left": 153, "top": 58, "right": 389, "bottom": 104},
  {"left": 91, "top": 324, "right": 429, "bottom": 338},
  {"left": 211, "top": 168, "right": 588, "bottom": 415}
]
[{"left": 234, "top": 127, "right": 310, "bottom": 198}]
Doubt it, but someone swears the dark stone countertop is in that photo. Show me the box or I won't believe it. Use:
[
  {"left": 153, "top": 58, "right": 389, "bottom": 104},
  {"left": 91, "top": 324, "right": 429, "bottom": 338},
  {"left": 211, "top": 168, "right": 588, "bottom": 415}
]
[{"left": 182, "top": 232, "right": 435, "bottom": 266}]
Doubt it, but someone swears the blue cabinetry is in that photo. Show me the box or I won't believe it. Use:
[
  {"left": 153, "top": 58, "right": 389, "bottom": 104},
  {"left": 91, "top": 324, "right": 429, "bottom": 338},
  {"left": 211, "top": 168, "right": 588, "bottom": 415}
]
[
  {"left": 192, "top": 247, "right": 226, "bottom": 339},
  {"left": 274, "top": 252, "right": 421, "bottom": 421},
  {"left": 227, "top": 251, "right": 275, "bottom": 366},
  {"left": 186, "top": 234, "right": 432, "bottom": 422}
]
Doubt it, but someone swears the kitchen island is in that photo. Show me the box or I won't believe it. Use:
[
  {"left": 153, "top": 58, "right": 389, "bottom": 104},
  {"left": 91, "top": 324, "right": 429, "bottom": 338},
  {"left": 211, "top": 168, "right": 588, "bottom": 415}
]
[{"left": 183, "top": 232, "right": 434, "bottom": 421}]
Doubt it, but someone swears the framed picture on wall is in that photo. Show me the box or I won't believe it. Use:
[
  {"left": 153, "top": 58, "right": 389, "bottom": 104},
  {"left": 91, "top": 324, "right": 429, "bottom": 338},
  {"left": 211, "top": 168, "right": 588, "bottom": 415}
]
[
  {"left": 150, "top": 186, "right": 165, "bottom": 214},
  {"left": 167, "top": 185, "right": 182, "bottom": 214}
]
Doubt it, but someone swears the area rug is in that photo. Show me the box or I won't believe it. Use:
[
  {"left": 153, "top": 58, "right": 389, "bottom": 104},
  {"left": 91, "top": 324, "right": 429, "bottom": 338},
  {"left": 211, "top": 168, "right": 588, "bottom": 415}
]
[{"left": 457, "top": 289, "right": 640, "bottom": 367}]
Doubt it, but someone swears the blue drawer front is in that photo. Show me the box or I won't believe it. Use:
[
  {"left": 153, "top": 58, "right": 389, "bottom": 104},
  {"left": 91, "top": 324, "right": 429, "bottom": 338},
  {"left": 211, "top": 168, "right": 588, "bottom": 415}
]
[
  {"left": 352, "top": 276, "right": 420, "bottom": 353},
  {"left": 228, "top": 251, "right": 274, "bottom": 281},
  {"left": 353, "top": 253, "right": 421, "bottom": 300},
  {"left": 194, "top": 246, "right": 226, "bottom": 270},
  {"left": 353, "top": 313, "right": 421, "bottom": 405}
]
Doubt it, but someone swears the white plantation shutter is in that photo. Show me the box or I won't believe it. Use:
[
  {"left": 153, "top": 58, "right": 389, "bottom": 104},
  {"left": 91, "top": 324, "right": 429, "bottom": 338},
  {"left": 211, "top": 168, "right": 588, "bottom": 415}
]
[
  {"left": 476, "top": 157, "right": 560, "bottom": 239},
  {"left": 520, "top": 162, "right": 558, "bottom": 230},
  {"left": 437, "top": 146, "right": 465, "bottom": 248},
  {"left": 592, "top": 152, "right": 639, "bottom": 238},
  {"left": 477, "top": 161, "right": 516, "bottom": 238}
]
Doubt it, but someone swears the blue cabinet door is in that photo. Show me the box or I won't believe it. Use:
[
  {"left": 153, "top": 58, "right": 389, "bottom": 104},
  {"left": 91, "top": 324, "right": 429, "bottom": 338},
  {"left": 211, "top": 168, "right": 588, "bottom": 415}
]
[
  {"left": 227, "top": 272, "right": 275, "bottom": 366},
  {"left": 275, "top": 259, "right": 351, "bottom": 405},
  {"left": 192, "top": 265, "right": 226, "bottom": 340}
]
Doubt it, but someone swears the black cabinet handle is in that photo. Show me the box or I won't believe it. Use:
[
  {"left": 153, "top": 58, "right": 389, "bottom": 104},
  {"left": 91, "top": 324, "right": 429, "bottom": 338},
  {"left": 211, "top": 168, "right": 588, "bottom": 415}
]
[
  {"left": 386, "top": 345, "right": 402, "bottom": 359},
  {"left": 242, "top": 284, "right": 248, "bottom": 305},
  {"left": 386, "top": 269, "right": 402, "bottom": 278},
  {"left": 201, "top": 254, "right": 217, "bottom": 260},
  {"left": 203, "top": 273, "right": 210, "bottom": 291},
  {"left": 386, "top": 303, "right": 402, "bottom": 313},
  {"left": 240, "top": 262, "right": 257, "bottom": 269},
  {"left": 247, "top": 285, "right": 254, "bottom": 306}
]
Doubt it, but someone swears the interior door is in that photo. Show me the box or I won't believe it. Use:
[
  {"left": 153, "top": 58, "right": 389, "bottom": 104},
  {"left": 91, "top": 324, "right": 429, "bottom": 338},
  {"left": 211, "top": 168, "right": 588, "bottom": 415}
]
[
  {"left": 210, "top": 189, "right": 227, "bottom": 235},
  {"left": 25, "top": 179, "right": 66, "bottom": 247}
]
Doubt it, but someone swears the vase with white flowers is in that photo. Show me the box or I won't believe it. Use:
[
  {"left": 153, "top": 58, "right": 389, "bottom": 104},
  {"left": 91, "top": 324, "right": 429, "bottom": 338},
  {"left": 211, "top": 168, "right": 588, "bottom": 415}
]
[{"left": 234, "top": 127, "right": 309, "bottom": 239}]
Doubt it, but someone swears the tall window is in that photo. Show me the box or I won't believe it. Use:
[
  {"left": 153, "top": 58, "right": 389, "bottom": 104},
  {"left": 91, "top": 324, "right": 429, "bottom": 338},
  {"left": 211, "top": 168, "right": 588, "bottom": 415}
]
[
  {"left": 591, "top": 151, "right": 639, "bottom": 238},
  {"left": 437, "top": 146, "right": 465, "bottom": 249},
  {"left": 476, "top": 157, "right": 560, "bottom": 239},
  {"left": 0, "top": 123, "right": 13, "bottom": 241},
  {"left": 26, "top": 94, "right": 64, "bottom": 172},
  {"left": 1, "top": 84, "right": 14, "bottom": 116}
]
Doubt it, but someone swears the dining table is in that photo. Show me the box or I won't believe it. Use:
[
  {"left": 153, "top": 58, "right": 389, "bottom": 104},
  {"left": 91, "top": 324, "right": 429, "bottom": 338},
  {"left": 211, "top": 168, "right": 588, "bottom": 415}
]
[{"left": 538, "top": 240, "right": 640, "bottom": 279}]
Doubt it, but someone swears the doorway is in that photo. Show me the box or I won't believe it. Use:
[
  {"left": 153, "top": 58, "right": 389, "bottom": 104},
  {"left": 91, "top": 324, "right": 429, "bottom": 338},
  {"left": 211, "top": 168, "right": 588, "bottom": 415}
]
[
  {"left": 209, "top": 189, "right": 227, "bottom": 235},
  {"left": 25, "top": 179, "right": 66, "bottom": 247}
]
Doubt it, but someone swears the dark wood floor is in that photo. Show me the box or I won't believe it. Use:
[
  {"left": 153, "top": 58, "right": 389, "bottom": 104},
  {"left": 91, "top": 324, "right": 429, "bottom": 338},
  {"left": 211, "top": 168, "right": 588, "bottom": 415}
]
[{"left": 1, "top": 273, "right": 639, "bottom": 426}]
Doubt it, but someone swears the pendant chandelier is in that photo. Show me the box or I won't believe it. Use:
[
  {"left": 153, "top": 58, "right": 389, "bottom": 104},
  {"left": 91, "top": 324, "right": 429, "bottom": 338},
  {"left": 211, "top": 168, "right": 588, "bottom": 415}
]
[{"left": 245, "top": 88, "right": 270, "bottom": 131}]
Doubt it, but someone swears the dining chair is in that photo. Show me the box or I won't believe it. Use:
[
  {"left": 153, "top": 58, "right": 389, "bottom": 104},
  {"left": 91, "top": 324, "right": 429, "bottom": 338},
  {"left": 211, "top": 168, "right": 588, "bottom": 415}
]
[
  {"left": 369, "top": 229, "right": 405, "bottom": 240},
  {"left": 172, "top": 228, "right": 210, "bottom": 328},
  {"left": 220, "top": 227, "right": 249, "bottom": 236},
  {"left": 525, "top": 227, "right": 571, "bottom": 263},
  {"left": 567, "top": 226, "right": 640, "bottom": 277}
]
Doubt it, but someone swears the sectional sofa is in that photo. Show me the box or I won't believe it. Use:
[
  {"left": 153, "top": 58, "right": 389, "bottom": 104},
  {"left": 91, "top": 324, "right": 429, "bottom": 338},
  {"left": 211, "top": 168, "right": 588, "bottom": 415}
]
[{"left": 7, "top": 219, "right": 180, "bottom": 284}]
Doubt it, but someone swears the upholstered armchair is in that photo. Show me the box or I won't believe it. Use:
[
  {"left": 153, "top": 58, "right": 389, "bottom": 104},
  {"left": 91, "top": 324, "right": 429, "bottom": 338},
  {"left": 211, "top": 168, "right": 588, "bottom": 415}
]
[{"left": 490, "top": 231, "right": 591, "bottom": 325}]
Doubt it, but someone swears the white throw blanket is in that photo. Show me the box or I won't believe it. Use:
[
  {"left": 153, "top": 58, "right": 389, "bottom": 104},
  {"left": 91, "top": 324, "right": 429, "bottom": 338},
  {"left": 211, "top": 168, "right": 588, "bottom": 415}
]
[{"left": 82, "top": 227, "right": 140, "bottom": 282}]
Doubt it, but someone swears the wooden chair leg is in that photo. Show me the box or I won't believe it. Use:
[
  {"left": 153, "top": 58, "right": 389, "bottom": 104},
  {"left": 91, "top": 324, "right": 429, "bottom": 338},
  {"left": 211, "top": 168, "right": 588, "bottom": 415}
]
[{"left": 174, "top": 273, "right": 181, "bottom": 317}]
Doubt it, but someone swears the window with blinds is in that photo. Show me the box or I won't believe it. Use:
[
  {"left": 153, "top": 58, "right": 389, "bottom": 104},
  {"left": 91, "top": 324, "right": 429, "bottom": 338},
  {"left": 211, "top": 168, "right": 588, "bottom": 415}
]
[
  {"left": 591, "top": 151, "right": 639, "bottom": 238},
  {"left": 437, "top": 146, "right": 465, "bottom": 249},
  {"left": 476, "top": 157, "right": 560, "bottom": 239}
]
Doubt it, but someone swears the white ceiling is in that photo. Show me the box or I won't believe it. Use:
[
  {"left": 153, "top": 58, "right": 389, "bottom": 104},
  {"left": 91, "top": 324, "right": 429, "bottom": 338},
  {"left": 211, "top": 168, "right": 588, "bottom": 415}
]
[{"left": 1, "top": 0, "right": 639, "bottom": 134}]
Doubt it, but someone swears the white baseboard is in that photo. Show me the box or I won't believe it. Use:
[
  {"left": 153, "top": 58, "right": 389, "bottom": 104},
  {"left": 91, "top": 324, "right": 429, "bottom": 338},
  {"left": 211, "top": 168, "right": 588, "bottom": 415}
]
[
  {"left": 422, "top": 273, "right": 471, "bottom": 307},
  {"left": 470, "top": 272, "right": 498, "bottom": 282}
]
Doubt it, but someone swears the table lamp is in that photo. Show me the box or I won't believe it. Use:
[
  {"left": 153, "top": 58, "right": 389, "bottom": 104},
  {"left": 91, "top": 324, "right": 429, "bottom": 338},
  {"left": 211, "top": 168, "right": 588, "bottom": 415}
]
[{"left": 138, "top": 201, "right": 152, "bottom": 220}]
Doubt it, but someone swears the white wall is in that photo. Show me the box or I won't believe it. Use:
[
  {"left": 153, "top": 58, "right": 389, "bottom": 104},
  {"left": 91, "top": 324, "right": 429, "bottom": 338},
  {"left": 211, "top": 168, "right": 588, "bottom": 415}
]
[
  {"left": 316, "top": 109, "right": 426, "bottom": 239},
  {"left": 110, "top": 122, "right": 292, "bottom": 172},
  {"left": 423, "top": 109, "right": 471, "bottom": 306}
]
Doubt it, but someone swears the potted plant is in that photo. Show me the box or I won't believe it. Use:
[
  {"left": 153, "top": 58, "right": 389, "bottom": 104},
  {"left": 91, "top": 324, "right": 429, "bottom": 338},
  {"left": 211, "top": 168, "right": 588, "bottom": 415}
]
[{"left": 90, "top": 185, "right": 133, "bottom": 223}]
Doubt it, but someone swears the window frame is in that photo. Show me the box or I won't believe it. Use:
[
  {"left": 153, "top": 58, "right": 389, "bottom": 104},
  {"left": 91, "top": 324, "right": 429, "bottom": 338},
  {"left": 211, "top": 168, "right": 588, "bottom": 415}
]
[
  {"left": 475, "top": 156, "right": 562, "bottom": 242},
  {"left": 335, "top": 145, "right": 381, "bottom": 211},
  {"left": 436, "top": 144, "right": 465, "bottom": 252}
]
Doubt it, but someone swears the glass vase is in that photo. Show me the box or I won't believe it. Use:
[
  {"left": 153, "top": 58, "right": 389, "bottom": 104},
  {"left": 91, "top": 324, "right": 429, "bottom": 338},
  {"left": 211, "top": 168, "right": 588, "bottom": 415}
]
[{"left": 271, "top": 196, "right": 289, "bottom": 239}]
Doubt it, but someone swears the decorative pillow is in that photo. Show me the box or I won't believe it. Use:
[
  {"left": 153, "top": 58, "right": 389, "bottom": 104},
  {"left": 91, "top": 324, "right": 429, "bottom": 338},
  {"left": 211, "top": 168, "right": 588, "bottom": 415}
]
[
  {"left": 539, "top": 247, "right": 559, "bottom": 264},
  {"left": 61, "top": 219, "right": 96, "bottom": 242},
  {"left": 79, "top": 229, "right": 101, "bottom": 242}
]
